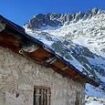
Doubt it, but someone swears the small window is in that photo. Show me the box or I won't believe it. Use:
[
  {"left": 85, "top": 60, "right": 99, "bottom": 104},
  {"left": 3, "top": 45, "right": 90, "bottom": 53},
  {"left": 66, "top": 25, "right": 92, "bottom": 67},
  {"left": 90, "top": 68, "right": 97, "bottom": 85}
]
[{"left": 33, "top": 86, "right": 51, "bottom": 105}]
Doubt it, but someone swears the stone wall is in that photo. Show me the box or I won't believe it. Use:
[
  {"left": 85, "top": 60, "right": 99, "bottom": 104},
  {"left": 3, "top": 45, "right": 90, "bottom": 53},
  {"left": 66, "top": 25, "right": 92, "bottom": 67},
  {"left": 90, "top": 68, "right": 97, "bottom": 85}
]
[{"left": 0, "top": 47, "right": 85, "bottom": 105}]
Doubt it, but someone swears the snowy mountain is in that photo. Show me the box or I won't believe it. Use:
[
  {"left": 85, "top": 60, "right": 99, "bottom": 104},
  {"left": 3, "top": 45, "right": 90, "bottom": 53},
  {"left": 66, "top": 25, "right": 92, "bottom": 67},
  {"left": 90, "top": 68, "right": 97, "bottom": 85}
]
[
  {"left": 85, "top": 95, "right": 105, "bottom": 105},
  {"left": 24, "top": 8, "right": 105, "bottom": 100}
]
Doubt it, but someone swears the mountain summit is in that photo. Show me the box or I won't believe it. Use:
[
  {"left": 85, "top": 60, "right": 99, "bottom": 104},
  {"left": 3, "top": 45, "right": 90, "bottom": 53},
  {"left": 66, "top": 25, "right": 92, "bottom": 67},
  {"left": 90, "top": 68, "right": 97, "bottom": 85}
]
[
  {"left": 27, "top": 8, "right": 103, "bottom": 30},
  {"left": 25, "top": 8, "right": 105, "bottom": 98}
]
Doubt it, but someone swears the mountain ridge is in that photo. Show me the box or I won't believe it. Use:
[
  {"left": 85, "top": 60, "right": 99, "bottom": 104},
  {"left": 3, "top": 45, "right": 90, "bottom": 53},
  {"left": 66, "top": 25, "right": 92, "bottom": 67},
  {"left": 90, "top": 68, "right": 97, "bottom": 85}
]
[{"left": 26, "top": 8, "right": 104, "bottom": 30}]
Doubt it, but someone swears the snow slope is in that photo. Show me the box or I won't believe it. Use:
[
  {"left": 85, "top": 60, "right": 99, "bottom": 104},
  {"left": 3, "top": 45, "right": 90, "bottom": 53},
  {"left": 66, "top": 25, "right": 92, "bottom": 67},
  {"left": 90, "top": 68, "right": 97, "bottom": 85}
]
[{"left": 85, "top": 96, "right": 105, "bottom": 105}]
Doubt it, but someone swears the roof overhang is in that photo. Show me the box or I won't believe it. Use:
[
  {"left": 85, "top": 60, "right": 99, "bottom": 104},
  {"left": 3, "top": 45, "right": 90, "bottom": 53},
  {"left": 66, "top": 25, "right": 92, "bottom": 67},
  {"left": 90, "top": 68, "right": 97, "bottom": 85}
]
[{"left": 0, "top": 15, "right": 99, "bottom": 87}]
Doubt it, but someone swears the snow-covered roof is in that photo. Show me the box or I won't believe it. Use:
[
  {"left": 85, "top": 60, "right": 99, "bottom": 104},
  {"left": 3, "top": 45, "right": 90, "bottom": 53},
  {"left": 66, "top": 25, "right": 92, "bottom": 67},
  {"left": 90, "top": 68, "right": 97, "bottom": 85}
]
[{"left": 0, "top": 15, "right": 99, "bottom": 86}]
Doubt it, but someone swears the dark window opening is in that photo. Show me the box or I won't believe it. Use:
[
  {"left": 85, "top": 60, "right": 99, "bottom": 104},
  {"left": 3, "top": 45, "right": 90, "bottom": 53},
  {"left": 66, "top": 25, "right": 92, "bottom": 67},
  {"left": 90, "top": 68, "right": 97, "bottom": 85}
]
[
  {"left": 75, "top": 92, "right": 80, "bottom": 105},
  {"left": 33, "top": 86, "right": 51, "bottom": 105}
]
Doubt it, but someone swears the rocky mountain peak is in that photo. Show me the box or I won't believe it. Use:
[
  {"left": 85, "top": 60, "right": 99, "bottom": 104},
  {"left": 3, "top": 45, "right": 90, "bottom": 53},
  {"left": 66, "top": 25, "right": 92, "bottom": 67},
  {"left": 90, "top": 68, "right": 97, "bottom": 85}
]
[{"left": 26, "top": 8, "right": 104, "bottom": 30}]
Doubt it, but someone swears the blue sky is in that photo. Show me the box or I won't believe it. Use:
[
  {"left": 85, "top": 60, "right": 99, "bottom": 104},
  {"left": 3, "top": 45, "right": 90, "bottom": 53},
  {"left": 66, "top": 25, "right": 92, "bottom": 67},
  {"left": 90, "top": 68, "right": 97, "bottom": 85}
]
[{"left": 0, "top": 0, "right": 105, "bottom": 26}]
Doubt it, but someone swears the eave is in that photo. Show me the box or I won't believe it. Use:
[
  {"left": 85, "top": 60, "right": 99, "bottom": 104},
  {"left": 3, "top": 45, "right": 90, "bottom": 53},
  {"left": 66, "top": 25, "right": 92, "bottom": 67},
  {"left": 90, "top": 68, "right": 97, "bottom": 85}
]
[{"left": 0, "top": 15, "right": 99, "bottom": 87}]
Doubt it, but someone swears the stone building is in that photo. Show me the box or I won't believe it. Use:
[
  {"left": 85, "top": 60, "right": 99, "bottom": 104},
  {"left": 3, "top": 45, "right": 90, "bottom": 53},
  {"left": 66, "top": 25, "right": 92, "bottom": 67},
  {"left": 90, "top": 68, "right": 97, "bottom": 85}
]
[{"left": 0, "top": 15, "right": 99, "bottom": 105}]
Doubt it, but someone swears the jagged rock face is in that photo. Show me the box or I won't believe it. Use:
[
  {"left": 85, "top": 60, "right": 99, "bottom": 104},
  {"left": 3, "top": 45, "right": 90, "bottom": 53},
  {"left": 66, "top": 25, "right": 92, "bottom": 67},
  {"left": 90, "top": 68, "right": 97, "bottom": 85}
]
[
  {"left": 25, "top": 8, "right": 105, "bottom": 97},
  {"left": 27, "top": 8, "right": 102, "bottom": 30},
  {"left": 27, "top": 13, "right": 62, "bottom": 29}
]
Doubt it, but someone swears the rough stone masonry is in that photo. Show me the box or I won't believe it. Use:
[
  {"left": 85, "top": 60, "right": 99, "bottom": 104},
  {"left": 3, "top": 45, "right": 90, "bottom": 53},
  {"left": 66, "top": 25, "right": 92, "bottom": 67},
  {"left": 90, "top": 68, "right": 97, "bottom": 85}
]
[{"left": 0, "top": 47, "right": 85, "bottom": 105}]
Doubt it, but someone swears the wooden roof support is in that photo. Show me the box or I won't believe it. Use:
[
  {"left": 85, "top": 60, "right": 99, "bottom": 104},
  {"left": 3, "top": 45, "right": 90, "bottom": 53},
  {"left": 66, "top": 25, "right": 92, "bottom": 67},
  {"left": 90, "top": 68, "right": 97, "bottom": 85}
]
[
  {"left": 61, "top": 66, "right": 69, "bottom": 71},
  {"left": 45, "top": 57, "right": 57, "bottom": 64},
  {"left": 27, "top": 47, "right": 52, "bottom": 62}
]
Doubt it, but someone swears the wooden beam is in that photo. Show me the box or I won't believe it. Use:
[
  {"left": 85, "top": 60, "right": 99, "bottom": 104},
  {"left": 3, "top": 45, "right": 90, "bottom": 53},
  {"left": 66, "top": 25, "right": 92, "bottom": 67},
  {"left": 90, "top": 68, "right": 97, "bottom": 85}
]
[
  {"left": 0, "top": 32, "right": 21, "bottom": 53},
  {"left": 28, "top": 47, "right": 53, "bottom": 62}
]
